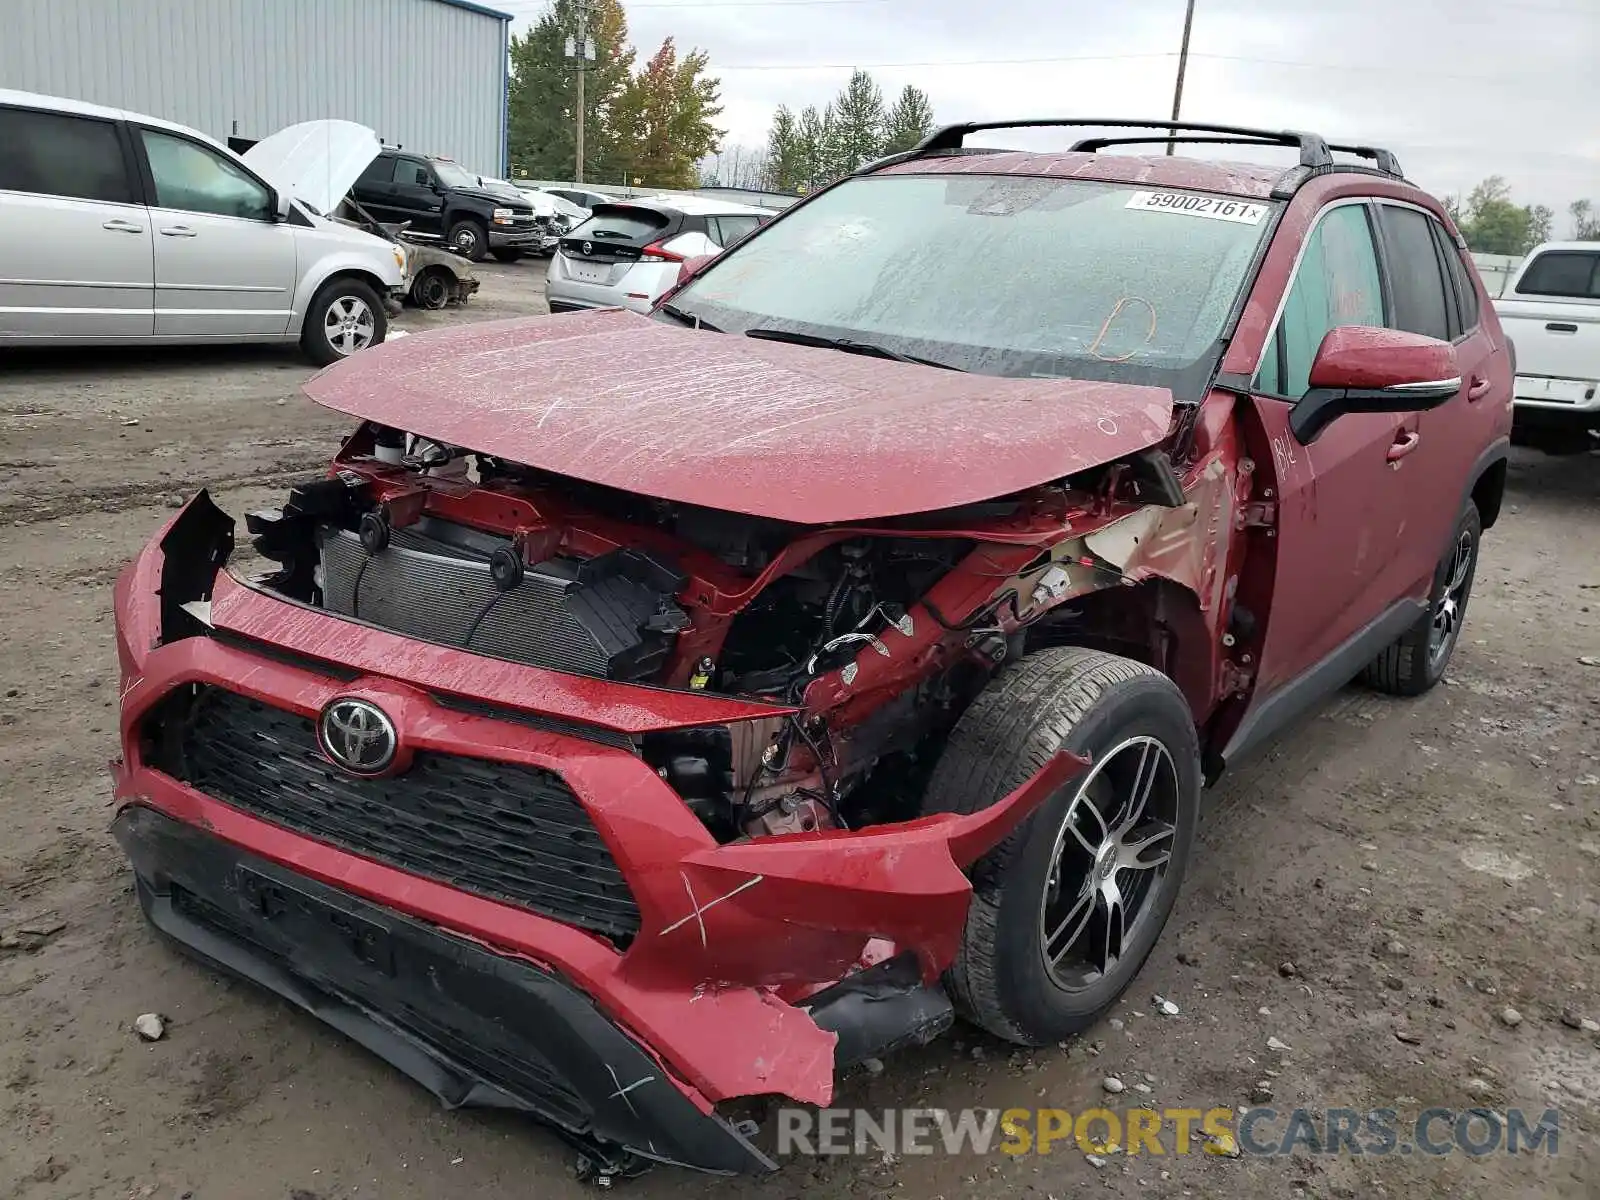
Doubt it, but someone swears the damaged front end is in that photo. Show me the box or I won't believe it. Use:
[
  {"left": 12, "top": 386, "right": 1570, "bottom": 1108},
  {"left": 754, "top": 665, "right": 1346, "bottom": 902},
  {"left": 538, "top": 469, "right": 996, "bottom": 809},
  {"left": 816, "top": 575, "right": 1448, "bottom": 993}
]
[{"left": 111, "top": 413, "right": 1209, "bottom": 1174}]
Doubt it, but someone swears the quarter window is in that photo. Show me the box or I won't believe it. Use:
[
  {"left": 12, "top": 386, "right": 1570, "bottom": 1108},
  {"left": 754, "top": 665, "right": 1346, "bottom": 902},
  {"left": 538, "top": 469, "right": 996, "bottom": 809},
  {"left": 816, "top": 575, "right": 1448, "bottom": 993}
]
[
  {"left": 141, "top": 129, "right": 272, "bottom": 220},
  {"left": 0, "top": 106, "right": 133, "bottom": 204},
  {"left": 1379, "top": 207, "right": 1452, "bottom": 342},
  {"left": 1256, "top": 204, "right": 1384, "bottom": 398}
]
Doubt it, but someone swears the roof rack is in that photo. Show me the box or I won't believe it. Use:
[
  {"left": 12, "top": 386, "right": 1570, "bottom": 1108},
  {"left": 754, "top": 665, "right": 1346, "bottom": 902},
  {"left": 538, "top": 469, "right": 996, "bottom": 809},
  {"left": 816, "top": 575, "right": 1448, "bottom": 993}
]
[{"left": 908, "top": 119, "right": 1403, "bottom": 179}]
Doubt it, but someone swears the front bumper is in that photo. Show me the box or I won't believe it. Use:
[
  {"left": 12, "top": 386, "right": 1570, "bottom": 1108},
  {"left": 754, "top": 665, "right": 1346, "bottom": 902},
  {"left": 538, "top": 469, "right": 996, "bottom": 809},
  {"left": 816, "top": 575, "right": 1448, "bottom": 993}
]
[
  {"left": 489, "top": 224, "right": 542, "bottom": 250},
  {"left": 116, "top": 805, "right": 769, "bottom": 1175},
  {"left": 109, "top": 497, "right": 1078, "bottom": 1169}
]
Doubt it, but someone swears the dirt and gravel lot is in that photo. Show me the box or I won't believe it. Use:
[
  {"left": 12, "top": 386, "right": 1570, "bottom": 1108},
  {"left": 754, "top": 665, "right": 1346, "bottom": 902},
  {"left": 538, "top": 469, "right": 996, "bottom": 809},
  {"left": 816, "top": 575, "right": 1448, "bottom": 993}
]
[{"left": 2, "top": 262, "right": 1597, "bottom": 1200}]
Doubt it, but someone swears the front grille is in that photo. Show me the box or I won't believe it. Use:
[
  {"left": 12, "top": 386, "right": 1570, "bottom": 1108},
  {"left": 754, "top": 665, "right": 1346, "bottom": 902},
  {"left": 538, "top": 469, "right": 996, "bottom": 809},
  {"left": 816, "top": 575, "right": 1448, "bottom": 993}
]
[{"left": 147, "top": 688, "right": 641, "bottom": 943}]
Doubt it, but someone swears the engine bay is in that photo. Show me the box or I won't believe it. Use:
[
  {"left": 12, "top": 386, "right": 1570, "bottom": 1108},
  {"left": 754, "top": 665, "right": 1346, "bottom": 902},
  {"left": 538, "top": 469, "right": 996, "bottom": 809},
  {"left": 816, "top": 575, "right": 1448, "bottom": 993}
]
[{"left": 238, "top": 422, "right": 1151, "bottom": 845}]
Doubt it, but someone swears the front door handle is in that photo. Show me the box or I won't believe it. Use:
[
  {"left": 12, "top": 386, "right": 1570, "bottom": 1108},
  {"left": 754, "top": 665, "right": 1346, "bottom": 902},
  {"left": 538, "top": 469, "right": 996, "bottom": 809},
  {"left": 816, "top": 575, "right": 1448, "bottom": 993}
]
[
  {"left": 102, "top": 218, "right": 144, "bottom": 233},
  {"left": 1386, "top": 430, "right": 1422, "bottom": 462},
  {"left": 159, "top": 225, "right": 197, "bottom": 238},
  {"left": 1545, "top": 322, "right": 1579, "bottom": 334},
  {"left": 1467, "top": 375, "right": 1492, "bottom": 401}
]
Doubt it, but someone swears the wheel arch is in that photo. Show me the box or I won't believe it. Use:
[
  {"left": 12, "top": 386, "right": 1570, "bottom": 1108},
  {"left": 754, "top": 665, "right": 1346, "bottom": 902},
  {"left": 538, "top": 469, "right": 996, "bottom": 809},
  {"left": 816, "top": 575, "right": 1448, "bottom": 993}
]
[
  {"left": 1468, "top": 447, "right": 1509, "bottom": 529},
  {"left": 289, "top": 262, "right": 397, "bottom": 335}
]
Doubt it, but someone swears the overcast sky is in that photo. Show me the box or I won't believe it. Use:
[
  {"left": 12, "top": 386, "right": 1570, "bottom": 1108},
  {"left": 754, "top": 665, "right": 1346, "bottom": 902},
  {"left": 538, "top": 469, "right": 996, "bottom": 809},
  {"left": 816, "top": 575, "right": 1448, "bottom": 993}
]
[{"left": 500, "top": 0, "right": 1597, "bottom": 222}]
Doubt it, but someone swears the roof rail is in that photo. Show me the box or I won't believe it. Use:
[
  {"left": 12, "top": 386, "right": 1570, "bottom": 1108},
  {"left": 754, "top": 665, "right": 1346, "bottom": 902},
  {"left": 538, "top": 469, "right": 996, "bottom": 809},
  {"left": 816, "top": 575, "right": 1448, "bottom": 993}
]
[{"left": 910, "top": 119, "right": 1402, "bottom": 178}]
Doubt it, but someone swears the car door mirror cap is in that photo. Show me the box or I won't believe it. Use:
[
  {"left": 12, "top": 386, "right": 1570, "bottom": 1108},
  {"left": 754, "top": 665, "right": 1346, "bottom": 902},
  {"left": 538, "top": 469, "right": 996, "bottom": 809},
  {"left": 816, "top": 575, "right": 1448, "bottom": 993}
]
[
  {"left": 272, "top": 188, "right": 292, "bottom": 221},
  {"left": 1290, "top": 326, "right": 1460, "bottom": 444},
  {"left": 675, "top": 253, "right": 719, "bottom": 286}
]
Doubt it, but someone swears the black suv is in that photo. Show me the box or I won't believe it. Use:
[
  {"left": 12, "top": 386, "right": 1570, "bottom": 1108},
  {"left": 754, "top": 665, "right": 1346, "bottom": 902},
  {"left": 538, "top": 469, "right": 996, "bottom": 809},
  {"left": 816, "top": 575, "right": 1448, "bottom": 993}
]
[{"left": 353, "top": 150, "right": 540, "bottom": 262}]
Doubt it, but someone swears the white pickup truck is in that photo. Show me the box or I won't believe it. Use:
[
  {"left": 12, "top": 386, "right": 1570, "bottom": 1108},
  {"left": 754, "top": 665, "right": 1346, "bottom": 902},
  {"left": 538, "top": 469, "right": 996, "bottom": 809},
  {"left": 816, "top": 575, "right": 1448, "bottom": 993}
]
[{"left": 1493, "top": 241, "right": 1600, "bottom": 453}]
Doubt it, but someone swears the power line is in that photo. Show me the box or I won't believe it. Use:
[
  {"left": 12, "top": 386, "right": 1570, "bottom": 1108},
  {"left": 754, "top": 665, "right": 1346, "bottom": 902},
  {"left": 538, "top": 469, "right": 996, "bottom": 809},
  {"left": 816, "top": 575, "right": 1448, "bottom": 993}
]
[{"left": 714, "top": 52, "right": 1180, "bottom": 70}]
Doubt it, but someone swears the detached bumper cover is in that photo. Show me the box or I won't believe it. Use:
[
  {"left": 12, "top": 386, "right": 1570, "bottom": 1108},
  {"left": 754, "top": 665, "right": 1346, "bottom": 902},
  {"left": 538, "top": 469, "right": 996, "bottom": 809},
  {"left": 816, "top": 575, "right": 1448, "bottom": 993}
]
[{"left": 115, "top": 806, "right": 772, "bottom": 1174}]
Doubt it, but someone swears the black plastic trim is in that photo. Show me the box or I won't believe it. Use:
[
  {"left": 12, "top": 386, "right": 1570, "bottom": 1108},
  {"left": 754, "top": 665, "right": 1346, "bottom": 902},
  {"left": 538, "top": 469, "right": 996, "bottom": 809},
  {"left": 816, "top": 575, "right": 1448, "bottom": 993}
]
[
  {"left": 1219, "top": 598, "right": 1426, "bottom": 767},
  {"left": 113, "top": 806, "right": 775, "bottom": 1176}
]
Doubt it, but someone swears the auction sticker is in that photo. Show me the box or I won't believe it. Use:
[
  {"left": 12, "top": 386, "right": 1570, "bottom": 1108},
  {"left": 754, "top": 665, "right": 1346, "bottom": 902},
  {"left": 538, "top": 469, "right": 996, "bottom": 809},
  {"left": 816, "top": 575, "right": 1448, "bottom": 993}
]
[{"left": 1125, "top": 191, "right": 1268, "bottom": 224}]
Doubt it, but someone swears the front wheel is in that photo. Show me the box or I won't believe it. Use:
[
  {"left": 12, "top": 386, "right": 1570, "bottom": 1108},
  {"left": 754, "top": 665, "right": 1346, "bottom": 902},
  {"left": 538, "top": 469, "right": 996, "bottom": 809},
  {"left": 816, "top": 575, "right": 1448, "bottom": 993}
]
[
  {"left": 300, "top": 278, "right": 387, "bottom": 366},
  {"left": 923, "top": 648, "right": 1201, "bottom": 1045},
  {"left": 447, "top": 219, "right": 488, "bottom": 262},
  {"left": 1362, "top": 500, "right": 1482, "bottom": 696}
]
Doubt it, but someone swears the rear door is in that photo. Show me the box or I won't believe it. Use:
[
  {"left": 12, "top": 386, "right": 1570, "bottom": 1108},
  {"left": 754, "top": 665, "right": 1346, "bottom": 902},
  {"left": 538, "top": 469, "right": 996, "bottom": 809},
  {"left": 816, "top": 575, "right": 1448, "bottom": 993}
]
[
  {"left": 1369, "top": 202, "right": 1485, "bottom": 596},
  {"left": 1372, "top": 202, "right": 1506, "bottom": 589},
  {"left": 135, "top": 127, "right": 298, "bottom": 337},
  {"left": 0, "top": 103, "right": 154, "bottom": 338},
  {"left": 1244, "top": 200, "right": 1423, "bottom": 696},
  {"left": 351, "top": 154, "right": 400, "bottom": 224}
]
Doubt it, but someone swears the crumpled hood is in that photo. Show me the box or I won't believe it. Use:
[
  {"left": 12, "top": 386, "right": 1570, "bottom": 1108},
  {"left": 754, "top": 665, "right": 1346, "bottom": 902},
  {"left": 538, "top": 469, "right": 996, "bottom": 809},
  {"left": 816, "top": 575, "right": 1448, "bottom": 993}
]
[
  {"left": 243, "top": 120, "right": 379, "bottom": 215},
  {"left": 304, "top": 308, "right": 1176, "bottom": 524}
]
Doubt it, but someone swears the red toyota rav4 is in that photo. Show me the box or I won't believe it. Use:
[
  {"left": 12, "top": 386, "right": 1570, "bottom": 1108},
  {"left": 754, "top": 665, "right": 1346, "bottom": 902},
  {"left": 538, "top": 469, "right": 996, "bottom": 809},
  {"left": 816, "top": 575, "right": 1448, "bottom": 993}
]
[{"left": 111, "top": 120, "right": 1511, "bottom": 1179}]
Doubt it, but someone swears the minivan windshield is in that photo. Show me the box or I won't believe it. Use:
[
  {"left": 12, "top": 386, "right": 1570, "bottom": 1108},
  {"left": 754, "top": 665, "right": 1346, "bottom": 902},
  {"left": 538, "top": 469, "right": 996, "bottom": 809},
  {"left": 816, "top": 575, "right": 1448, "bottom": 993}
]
[{"left": 667, "top": 173, "right": 1274, "bottom": 387}]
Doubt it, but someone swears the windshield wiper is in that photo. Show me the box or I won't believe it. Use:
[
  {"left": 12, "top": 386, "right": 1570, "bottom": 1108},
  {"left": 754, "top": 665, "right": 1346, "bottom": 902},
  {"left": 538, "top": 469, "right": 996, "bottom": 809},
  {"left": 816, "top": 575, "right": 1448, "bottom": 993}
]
[
  {"left": 657, "top": 303, "right": 721, "bottom": 332},
  {"left": 743, "top": 327, "right": 963, "bottom": 371}
]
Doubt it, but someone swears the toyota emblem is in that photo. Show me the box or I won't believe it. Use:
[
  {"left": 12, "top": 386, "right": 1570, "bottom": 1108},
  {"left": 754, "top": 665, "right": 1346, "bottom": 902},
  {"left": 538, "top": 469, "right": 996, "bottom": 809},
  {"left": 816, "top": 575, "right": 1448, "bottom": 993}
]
[
  {"left": 318, "top": 698, "right": 397, "bottom": 775},
  {"left": 581, "top": 240, "right": 593, "bottom": 256}
]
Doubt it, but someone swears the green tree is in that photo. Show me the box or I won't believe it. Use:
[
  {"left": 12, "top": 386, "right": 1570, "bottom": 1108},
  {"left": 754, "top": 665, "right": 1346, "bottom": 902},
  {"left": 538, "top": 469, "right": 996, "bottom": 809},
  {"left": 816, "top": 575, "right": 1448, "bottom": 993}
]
[
  {"left": 1571, "top": 199, "right": 1600, "bottom": 240},
  {"left": 1527, "top": 204, "right": 1554, "bottom": 247},
  {"left": 881, "top": 84, "right": 936, "bottom": 154},
  {"left": 794, "top": 104, "right": 833, "bottom": 192},
  {"left": 764, "top": 105, "right": 806, "bottom": 192},
  {"left": 826, "top": 69, "right": 886, "bottom": 175},
  {"left": 613, "top": 38, "right": 724, "bottom": 189},
  {"left": 1456, "top": 175, "right": 1541, "bottom": 256},
  {"left": 507, "top": 0, "right": 635, "bottom": 181}
]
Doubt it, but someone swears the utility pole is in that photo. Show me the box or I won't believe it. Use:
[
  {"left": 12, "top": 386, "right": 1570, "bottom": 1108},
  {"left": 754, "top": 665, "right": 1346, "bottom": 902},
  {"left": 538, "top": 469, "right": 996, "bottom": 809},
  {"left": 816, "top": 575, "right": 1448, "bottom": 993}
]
[
  {"left": 564, "top": 3, "right": 595, "bottom": 182},
  {"left": 1167, "top": 0, "right": 1196, "bottom": 155}
]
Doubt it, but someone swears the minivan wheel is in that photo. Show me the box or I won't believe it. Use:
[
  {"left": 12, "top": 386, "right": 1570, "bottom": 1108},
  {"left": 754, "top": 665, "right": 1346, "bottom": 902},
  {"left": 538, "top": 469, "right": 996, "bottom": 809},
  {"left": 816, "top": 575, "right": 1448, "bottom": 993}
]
[
  {"left": 1362, "top": 500, "right": 1482, "bottom": 696},
  {"left": 301, "top": 278, "right": 387, "bottom": 366},
  {"left": 448, "top": 219, "right": 488, "bottom": 261},
  {"left": 922, "top": 648, "right": 1201, "bottom": 1045},
  {"left": 410, "top": 267, "right": 452, "bottom": 310}
]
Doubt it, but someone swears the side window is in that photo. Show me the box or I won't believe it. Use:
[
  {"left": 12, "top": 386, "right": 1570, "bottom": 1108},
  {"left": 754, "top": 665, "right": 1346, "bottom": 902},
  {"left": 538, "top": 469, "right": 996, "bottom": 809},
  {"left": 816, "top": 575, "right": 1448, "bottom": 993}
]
[
  {"left": 141, "top": 129, "right": 271, "bottom": 220},
  {"left": 1256, "top": 204, "right": 1384, "bottom": 398},
  {"left": 714, "top": 215, "right": 761, "bottom": 247},
  {"left": 1378, "top": 206, "right": 1451, "bottom": 341},
  {"left": 358, "top": 156, "right": 395, "bottom": 185},
  {"left": 1514, "top": 251, "right": 1600, "bottom": 299},
  {"left": 401, "top": 162, "right": 435, "bottom": 188},
  {"left": 1431, "top": 220, "right": 1480, "bottom": 333},
  {"left": 0, "top": 106, "right": 134, "bottom": 204}
]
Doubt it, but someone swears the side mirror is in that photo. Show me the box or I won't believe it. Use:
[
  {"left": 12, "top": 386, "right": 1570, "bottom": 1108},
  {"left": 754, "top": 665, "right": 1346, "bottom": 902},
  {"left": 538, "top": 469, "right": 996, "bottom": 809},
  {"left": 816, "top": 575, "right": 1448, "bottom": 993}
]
[
  {"left": 272, "top": 188, "right": 291, "bottom": 221},
  {"left": 675, "top": 253, "right": 718, "bottom": 287},
  {"left": 1291, "top": 326, "right": 1460, "bottom": 444}
]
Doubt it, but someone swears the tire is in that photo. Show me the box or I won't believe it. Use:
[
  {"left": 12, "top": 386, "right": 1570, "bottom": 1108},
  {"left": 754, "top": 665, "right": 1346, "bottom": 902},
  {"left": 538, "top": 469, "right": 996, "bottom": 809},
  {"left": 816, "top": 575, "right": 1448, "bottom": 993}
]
[
  {"left": 923, "top": 647, "right": 1201, "bottom": 1045},
  {"left": 410, "top": 267, "right": 451, "bottom": 310},
  {"left": 447, "top": 218, "right": 488, "bottom": 262},
  {"left": 300, "top": 277, "right": 387, "bottom": 366},
  {"left": 491, "top": 248, "right": 524, "bottom": 263},
  {"left": 1362, "top": 501, "right": 1482, "bottom": 696}
]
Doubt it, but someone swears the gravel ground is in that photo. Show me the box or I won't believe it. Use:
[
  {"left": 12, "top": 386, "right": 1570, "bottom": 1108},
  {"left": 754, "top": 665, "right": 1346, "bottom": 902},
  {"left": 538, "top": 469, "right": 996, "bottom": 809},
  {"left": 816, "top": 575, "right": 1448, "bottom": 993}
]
[{"left": 2, "top": 263, "right": 1597, "bottom": 1199}]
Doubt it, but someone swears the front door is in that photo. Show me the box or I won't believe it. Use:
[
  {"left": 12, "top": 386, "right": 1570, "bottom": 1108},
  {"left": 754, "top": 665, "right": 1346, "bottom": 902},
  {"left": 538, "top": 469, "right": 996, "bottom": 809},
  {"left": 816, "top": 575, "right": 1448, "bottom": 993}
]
[
  {"left": 0, "top": 104, "right": 154, "bottom": 338},
  {"left": 388, "top": 157, "right": 446, "bottom": 237},
  {"left": 135, "top": 127, "right": 298, "bottom": 338},
  {"left": 1243, "top": 200, "right": 1425, "bottom": 698}
]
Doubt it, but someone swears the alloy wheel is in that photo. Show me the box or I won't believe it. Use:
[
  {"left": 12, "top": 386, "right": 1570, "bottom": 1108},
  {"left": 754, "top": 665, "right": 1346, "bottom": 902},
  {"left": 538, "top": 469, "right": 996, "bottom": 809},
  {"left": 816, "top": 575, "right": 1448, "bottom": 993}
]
[
  {"left": 1428, "top": 529, "right": 1474, "bottom": 666},
  {"left": 1038, "top": 736, "right": 1179, "bottom": 991},
  {"left": 324, "top": 296, "right": 376, "bottom": 356}
]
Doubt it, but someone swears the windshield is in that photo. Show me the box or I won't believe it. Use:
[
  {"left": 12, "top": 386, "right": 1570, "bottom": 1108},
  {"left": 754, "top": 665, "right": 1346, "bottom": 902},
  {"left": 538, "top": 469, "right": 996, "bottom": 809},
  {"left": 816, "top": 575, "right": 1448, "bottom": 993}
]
[
  {"left": 432, "top": 160, "right": 480, "bottom": 189},
  {"left": 668, "top": 173, "right": 1273, "bottom": 386}
]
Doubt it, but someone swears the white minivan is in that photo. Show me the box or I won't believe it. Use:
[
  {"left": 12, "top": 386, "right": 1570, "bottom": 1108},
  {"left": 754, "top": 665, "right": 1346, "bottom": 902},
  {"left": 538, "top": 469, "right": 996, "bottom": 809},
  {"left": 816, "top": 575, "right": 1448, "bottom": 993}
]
[{"left": 0, "top": 89, "right": 407, "bottom": 363}]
